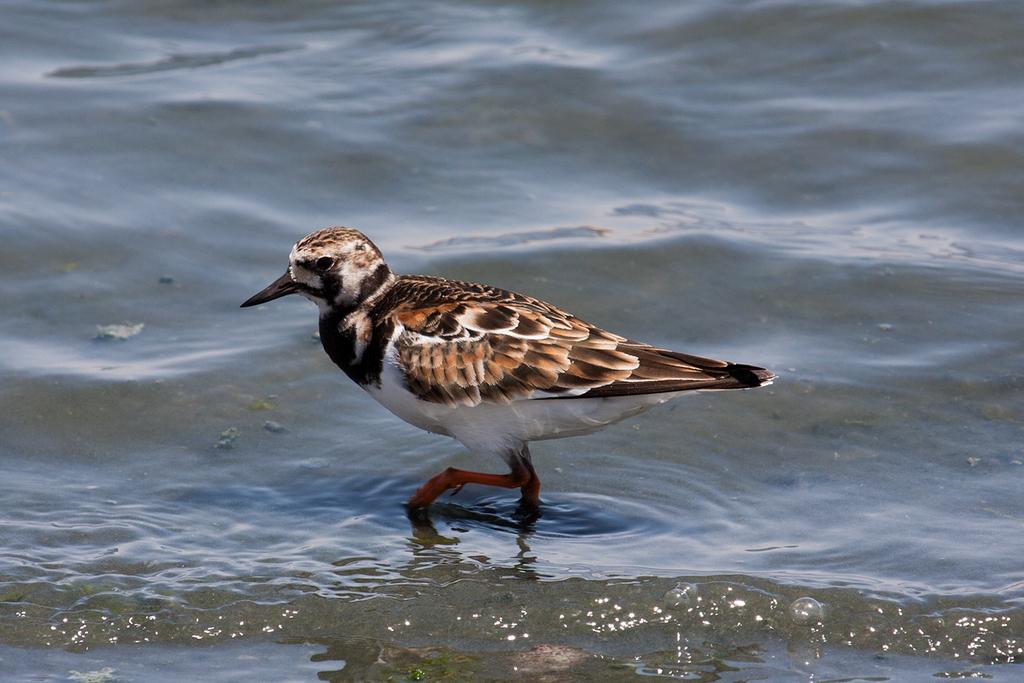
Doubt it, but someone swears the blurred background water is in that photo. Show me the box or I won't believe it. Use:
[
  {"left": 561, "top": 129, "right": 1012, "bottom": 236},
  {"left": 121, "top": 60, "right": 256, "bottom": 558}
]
[{"left": 2, "top": 0, "right": 1023, "bottom": 680}]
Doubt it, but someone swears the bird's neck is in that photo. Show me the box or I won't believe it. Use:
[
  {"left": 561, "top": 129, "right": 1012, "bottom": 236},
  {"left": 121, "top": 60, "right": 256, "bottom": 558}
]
[
  {"left": 318, "top": 271, "right": 398, "bottom": 387},
  {"left": 317, "top": 262, "right": 395, "bottom": 317}
]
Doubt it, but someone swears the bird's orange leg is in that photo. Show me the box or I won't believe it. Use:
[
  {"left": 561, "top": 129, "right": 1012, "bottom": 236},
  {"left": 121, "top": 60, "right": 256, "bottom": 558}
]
[
  {"left": 518, "top": 458, "right": 541, "bottom": 508},
  {"left": 407, "top": 455, "right": 541, "bottom": 509}
]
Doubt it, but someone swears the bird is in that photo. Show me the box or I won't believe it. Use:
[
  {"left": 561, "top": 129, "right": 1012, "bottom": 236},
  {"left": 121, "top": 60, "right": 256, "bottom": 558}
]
[{"left": 241, "top": 227, "right": 774, "bottom": 511}]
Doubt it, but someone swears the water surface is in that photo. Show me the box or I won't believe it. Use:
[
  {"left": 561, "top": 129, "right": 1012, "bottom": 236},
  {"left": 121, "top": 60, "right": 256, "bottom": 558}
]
[{"left": 2, "top": 0, "right": 1023, "bottom": 680}]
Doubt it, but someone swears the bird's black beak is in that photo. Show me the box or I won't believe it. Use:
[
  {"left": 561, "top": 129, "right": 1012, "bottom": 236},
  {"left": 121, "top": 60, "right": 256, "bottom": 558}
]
[{"left": 240, "top": 270, "right": 298, "bottom": 308}]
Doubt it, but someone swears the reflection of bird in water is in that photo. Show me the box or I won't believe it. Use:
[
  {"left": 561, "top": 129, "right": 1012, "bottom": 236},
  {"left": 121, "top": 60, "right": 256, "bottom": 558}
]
[
  {"left": 243, "top": 227, "right": 774, "bottom": 512},
  {"left": 407, "top": 499, "right": 542, "bottom": 544},
  {"left": 404, "top": 499, "right": 541, "bottom": 584}
]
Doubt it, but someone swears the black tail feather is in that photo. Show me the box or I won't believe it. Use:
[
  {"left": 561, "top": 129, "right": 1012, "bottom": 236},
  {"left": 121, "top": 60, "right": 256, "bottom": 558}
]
[{"left": 726, "top": 363, "right": 776, "bottom": 388}]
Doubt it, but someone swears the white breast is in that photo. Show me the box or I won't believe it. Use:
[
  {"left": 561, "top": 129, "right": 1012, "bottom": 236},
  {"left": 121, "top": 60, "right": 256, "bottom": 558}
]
[{"left": 363, "top": 330, "right": 457, "bottom": 437}]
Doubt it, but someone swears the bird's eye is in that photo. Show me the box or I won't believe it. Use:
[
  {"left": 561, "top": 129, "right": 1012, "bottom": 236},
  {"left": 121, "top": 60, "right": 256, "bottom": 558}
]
[{"left": 314, "top": 256, "right": 335, "bottom": 272}]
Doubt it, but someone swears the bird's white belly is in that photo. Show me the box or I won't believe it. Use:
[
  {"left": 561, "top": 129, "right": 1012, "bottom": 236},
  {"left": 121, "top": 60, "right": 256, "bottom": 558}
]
[
  {"left": 364, "top": 352, "right": 683, "bottom": 455},
  {"left": 363, "top": 355, "right": 456, "bottom": 436}
]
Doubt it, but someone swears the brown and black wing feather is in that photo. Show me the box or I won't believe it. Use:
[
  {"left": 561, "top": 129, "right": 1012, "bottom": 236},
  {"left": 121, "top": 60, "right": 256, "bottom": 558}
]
[{"left": 376, "top": 276, "right": 774, "bottom": 407}]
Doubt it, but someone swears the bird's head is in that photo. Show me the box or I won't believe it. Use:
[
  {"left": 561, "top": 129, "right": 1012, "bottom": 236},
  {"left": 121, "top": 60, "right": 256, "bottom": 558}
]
[{"left": 241, "top": 227, "right": 392, "bottom": 314}]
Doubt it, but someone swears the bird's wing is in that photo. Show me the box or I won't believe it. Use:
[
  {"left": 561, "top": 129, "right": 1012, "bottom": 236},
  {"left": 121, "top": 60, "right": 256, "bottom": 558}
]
[{"left": 388, "top": 278, "right": 772, "bottom": 407}]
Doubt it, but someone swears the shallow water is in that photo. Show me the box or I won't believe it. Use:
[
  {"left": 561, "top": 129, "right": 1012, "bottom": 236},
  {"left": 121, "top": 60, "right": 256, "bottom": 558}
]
[{"left": 2, "top": 0, "right": 1024, "bottom": 680}]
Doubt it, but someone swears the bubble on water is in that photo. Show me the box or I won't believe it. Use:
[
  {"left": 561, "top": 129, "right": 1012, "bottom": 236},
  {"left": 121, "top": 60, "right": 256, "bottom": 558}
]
[
  {"left": 95, "top": 322, "right": 144, "bottom": 341},
  {"left": 789, "top": 597, "right": 825, "bottom": 624},
  {"left": 663, "top": 582, "right": 697, "bottom": 609}
]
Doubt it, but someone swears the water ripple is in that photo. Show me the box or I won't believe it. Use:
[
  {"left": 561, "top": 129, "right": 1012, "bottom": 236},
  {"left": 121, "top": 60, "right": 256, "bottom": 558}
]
[{"left": 47, "top": 45, "right": 299, "bottom": 79}]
